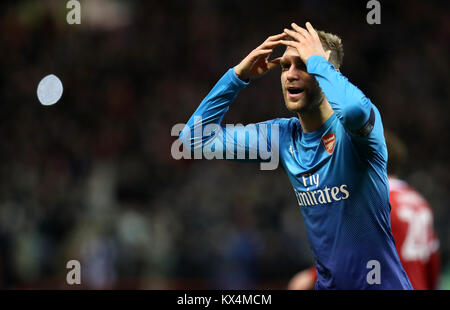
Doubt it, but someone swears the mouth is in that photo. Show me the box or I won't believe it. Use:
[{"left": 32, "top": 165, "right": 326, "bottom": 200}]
[{"left": 287, "top": 86, "right": 305, "bottom": 99}]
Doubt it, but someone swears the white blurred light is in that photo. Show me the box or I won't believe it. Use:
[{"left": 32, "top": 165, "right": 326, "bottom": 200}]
[{"left": 37, "top": 74, "right": 63, "bottom": 106}]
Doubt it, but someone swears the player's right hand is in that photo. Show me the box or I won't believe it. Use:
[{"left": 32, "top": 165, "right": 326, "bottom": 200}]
[{"left": 234, "top": 33, "right": 286, "bottom": 81}]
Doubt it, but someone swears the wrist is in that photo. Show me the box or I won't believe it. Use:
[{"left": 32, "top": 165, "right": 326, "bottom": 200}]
[{"left": 234, "top": 66, "right": 249, "bottom": 82}]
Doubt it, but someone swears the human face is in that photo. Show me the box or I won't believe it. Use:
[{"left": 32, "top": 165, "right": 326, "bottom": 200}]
[{"left": 280, "top": 47, "right": 323, "bottom": 114}]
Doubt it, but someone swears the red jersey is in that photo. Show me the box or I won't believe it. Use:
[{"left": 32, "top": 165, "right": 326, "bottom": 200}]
[{"left": 389, "top": 178, "right": 441, "bottom": 290}]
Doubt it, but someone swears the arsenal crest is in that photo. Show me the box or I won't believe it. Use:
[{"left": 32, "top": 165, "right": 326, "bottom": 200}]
[{"left": 321, "top": 133, "right": 336, "bottom": 155}]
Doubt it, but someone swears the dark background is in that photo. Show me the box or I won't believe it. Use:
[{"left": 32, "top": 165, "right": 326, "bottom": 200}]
[{"left": 0, "top": 0, "right": 448, "bottom": 289}]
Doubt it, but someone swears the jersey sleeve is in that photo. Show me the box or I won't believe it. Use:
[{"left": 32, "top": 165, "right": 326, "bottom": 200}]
[
  {"left": 306, "top": 55, "right": 387, "bottom": 162},
  {"left": 179, "top": 68, "right": 282, "bottom": 165}
]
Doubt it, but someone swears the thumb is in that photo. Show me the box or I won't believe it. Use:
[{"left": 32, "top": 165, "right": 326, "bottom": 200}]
[{"left": 267, "top": 57, "right": 281, "bottom": 70}]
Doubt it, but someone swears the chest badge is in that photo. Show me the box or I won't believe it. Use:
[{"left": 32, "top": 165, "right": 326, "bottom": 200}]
[{"left": 321, "top": 133, "right": 336, "bottom": 155}]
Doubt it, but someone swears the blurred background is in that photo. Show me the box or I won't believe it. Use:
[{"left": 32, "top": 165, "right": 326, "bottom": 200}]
[{"left": 0, "top": 0, "right": 449, "bottom": 289}]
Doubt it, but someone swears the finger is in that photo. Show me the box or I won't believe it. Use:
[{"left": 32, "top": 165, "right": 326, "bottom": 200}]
[
  {"left": 259, "top": 40, "right": 283, "bottom": 49},
  {"left": 291, "top": 23, "right": 311, "bottom": 40},
  {"left": 267, "top": 57, "right": 281, "bottom": 70},
  {"left": 266, "top": 33, "right": 288, "bottom": 42},
  {"left": 249, "top": 49, "right": 273, "bottom": 65},
  {"left": 280, "top": 40, "right": 298, "bottom": 48},
  {"left": 251, "top": 49, "right": 273, "bottom": 59},
  {"left": 284, "top": 28, "right": 305, "bottom": 42},
  {"left": 305, "top": 22, "right": 320, "bottom": 40}
]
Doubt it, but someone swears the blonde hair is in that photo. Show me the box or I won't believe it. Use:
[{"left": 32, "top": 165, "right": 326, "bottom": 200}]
[{"left": 316, "top": 30, "right": 344, "bottom": 69}]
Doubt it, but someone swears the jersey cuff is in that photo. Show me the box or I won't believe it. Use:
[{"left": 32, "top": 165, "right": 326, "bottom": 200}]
[
  {"left": 228, "top": 68, "right": 250, "bottom": 89},
  {"left": 306, "top": 55, "right": 334, "bottom": 73}
]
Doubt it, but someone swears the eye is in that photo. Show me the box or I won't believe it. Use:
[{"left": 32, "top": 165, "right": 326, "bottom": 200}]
[
  {"left": 280, "top": 63, "right": 289, "bottom": 71},
  {"left": 295, "top": 62, "right": 306, "bottom": 70}
]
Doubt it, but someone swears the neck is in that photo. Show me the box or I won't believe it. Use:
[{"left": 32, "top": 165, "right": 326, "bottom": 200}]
[{"left": 297, "top": 98, "right": 334, "bottom": 132}]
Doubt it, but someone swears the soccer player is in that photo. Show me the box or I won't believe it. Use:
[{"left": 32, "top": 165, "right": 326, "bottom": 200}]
[
  {"left": 179, "top": 22, "right": 412, "bottom": 289},
  {"left": 288, "top": 132, "right": 441, "bottom": 290}
]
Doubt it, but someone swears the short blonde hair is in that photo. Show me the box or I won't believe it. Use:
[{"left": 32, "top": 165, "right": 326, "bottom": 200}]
[{"left": 316, "top": 30, "right": 344, "bottom": 69}]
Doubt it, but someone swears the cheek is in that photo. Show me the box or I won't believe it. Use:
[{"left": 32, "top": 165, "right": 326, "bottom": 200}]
[
  {"left": 303, "top": 76, "right": 319, "bottom": 92},
  {"left": 300, "top": 72, "right": 314, "bottom": 83},
  {"left": 280, "top": 76, "right": 286, "bottom": 89}
]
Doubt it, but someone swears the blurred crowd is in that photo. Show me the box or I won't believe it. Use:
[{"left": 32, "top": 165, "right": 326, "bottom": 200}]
[{"left": 0, "top": 0, "right": 449, "bottom": 289}]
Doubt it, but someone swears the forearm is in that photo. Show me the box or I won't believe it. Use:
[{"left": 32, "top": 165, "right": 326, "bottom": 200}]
[
  {"left": 306, "top": 55, "right": 373, "bottom": 135},
  {"left": 179, "top": 68, "right": 249, "bottom": 149}
]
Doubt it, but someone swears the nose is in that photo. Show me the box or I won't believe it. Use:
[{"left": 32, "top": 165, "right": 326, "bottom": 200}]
[{"left": 286, "top": 64, "right": 300, "bottom": 81}]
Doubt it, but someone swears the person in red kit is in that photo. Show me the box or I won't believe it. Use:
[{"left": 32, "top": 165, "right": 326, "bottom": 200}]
[{"left": 288, "top": 131, "right": 441, "bottom": 290}]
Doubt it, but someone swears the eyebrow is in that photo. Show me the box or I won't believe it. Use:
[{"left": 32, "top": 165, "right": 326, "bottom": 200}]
[{"left": 280, "top": 56, "right": 305, "bottom": 66}]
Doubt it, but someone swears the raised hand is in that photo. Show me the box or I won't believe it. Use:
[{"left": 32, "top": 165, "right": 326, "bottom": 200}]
[
  {"left": 234, "top": 33, "right": 286, "bottom": 81},
  {"left": 281, "top": 22, "right": 330, "bottom": 65}
]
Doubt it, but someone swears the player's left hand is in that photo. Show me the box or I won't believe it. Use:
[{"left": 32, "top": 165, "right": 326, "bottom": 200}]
[{"left": 281, "top": 22, "right": 330, "bottom": 64}]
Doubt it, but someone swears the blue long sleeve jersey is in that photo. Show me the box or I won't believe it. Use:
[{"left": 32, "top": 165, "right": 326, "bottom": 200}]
[{"left": 179, "top": 55, "right": 412, "bottom": 290}]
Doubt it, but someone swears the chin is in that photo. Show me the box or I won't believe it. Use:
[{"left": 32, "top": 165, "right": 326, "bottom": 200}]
[
  {"left": 285, "top": 99, "right": 307, "bottom": 113},
  {"left": 285, "top": 94, "right": 324, "bottom": 115}
]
